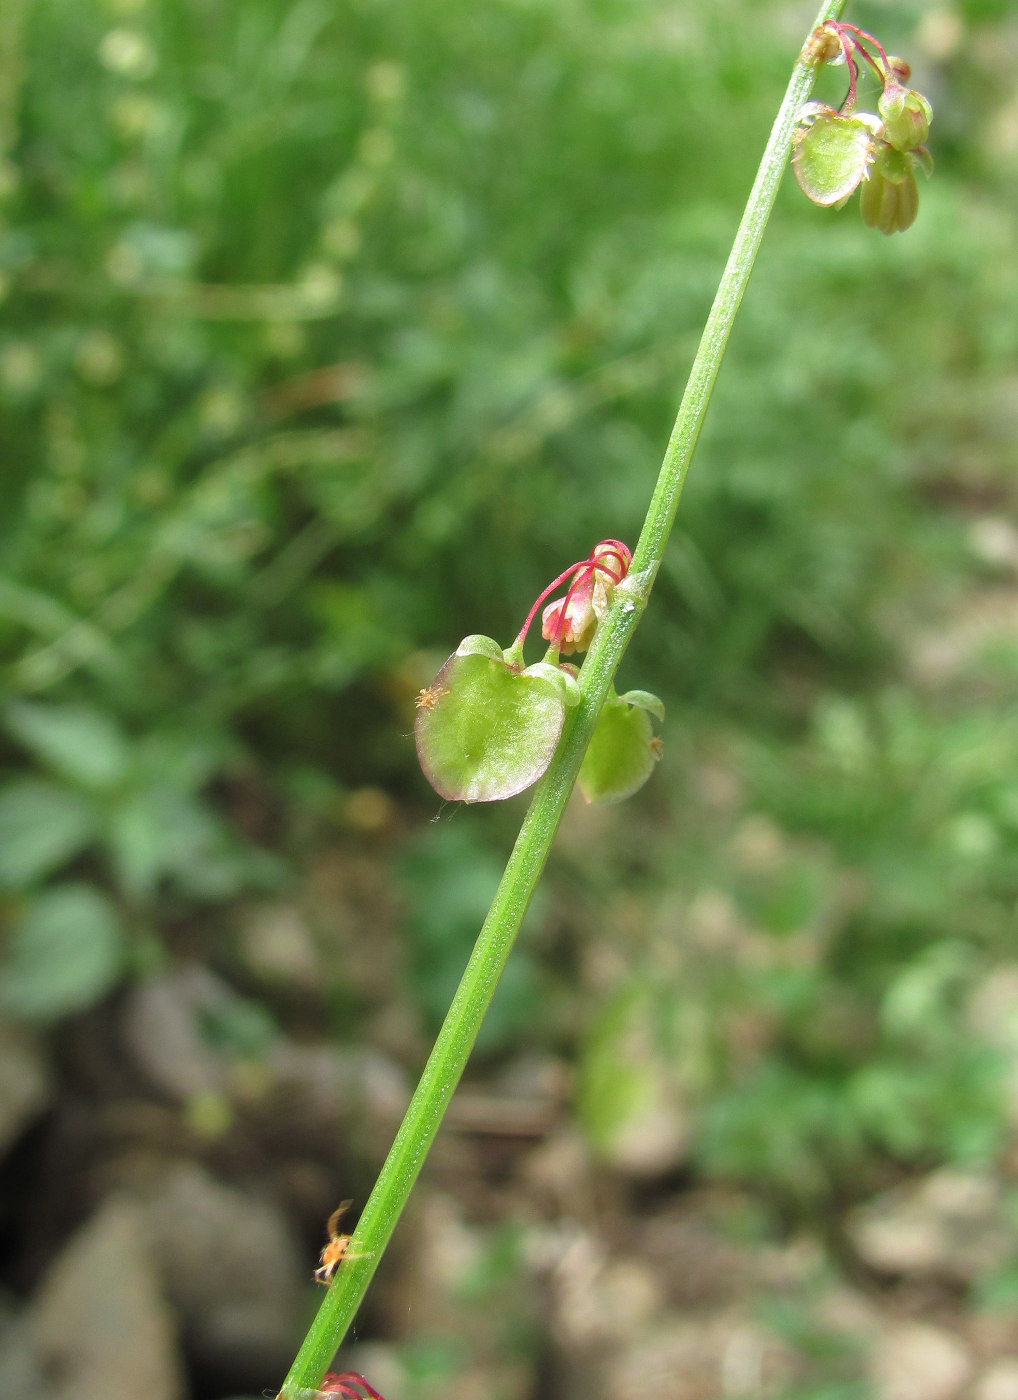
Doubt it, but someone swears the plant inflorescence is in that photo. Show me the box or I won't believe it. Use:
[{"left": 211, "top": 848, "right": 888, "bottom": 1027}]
[
  {"left": 414, "top": 538, "right": 663, "bottom": 807},
  {"left": 793, "top": 20, "right": 934, "bottom": 232},
  {"left": 277, "top": 5, "right": 935, "bottom": 1394}
]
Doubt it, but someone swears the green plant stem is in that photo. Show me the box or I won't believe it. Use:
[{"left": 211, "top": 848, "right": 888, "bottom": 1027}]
[{"left": 278, "top": 3, "right": 847, "bottom": 1392}]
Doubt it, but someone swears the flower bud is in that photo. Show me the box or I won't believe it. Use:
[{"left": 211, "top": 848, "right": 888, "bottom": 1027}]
[
  {"left": 878, "top": 83, "right": 932, "bottom": 151},
  {"left": 802, "top": 24, "right": 842, "bottom": 66},
  {"left": 542, "top": 582, "right": 596, "bottom": 655},
  {"left": 883, "top": 54, "right": 912, "bottom": 84},
  {"left": 860, "top": 146, "right": 920, "bottom": 234},
  {"left": 541, "top": 539, "right": 629, "bottom": 655}
]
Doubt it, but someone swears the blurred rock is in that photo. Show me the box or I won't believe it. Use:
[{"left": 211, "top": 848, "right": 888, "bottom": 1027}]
[
  {"left": 847, "top": 1169, "right": 1007, "bottom": 1283},
  {"left": 636, "top": 1202, "right": 759, "bottom": 1309},
  {"left": 812, "top": 1282, "right": 882, "bottom": 1337},
  {"left": 126, "top": 1160, "right": 305, "bottom": 1383},
  {"left": 551, "top": 1226, "right": 663, "bottom": 1350},
  {"left": 0, "top": 1302, "right": 47, "bottom": 1400},
  {"left": 969, "top": 517, "right": 1018, "bottom": 572},
  {"left": 870, "top": 1322, "right": 972, "bottom": 1400},
  {"left": 266, "top": 1041, "right": 408, "bottom": 1147},
  {"left": 29, "top": 1195, "right": 185, "bottom": 1400},
  {"left": 967, "top": 966, "right": 1018, "bottom": 1127},
  {"left": 330, "top": 1344, "right": 405, "bottom": 1400},
  {"left": 604, "top": 1089, "right": 690, "bottom": 1179},
  {"left": 307, "top": 849, "right": 398, "bottom": 1002},
  {"left": 265, "top": 1039, "right": 356, "bottom": 1128},
  {"left": 497, "top": 1051, "right": 572, "bottom": 1103},
  {"left": 343, "top": 786, "right": 397, "bottom": 835},
  {"left": 524, "top": 1215, "right": 671, "bottom": 1380},
  {"left": 909, "top": 590, "right": 1018, "bottom": 686},
  {"left": 695, "top": 757, "right": 743, "bottom": 815},
  {"left": 352, "top": 1046, "right": 411, "bottom": 1124},
  {"left": 686, "top": 887, "right": 744, "bottom": 955},
  {"left": 730, "top": 814, "right": 786, "bottom": 872},
  {"left": 411, "top": 1193, "right": 490, "bottom": 1307},
  {"left": 604, "top": 1316, "right": 795, "bottom": 1400},
  {"left": 976, "top": 1359, "right": 1018, "bottom": 1400},
  {"left": 522, "top": 1126, "right": 596, "bottom": 1216},
  {"left": 0, "top": 1020, "right": 51, "bottom": 1156},
  {"left": 120, "top": 964, "right": 234, "bottom": 1101},
  {"left": 237, "top": 902, "right": 321, "bottom": 989}
]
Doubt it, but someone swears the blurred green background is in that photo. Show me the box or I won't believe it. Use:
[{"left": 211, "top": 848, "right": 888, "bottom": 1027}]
[{"left": 2, "top": 1, "right": 1018, "bottom": 1398}]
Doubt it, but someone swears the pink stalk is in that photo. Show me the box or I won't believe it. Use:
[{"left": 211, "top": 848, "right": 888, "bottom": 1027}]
[
  {"left": 514, "top": 558, "right": 598, "bottom": 650},
  {"left": 821, "top": 20, "right": 892, "bottom": 112},
  {"left": 838, "top": 22, "right": 891, "bottom": 77},
  {"left": 833, "top": 26, "right": 859, "bottom": 111},
  {"left": 319, "top": 1373, "right": 386, "bottom": 1400},
  {"left": 517, "top": 540, "right": 632, "bottom": 652},
  {"left": 552, "top": 562, "right": 596, "bottom": 647}
]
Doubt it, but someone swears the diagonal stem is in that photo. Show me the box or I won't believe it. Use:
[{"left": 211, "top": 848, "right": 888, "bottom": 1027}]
[{"left": 277, "top": 2, "right": 849, "bottom": 1392}]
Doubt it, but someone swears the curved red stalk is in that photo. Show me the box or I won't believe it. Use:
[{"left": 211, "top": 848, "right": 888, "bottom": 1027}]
[
  {"left": 552, "top": 541, "right": 631, "bottom": 646},
  {"left": 833, "top": 27, "right": 858, "bottom": 111},
  {"left": 591, "top": 539, "right": 632, "bottom": 582},
  {"left": 516, "top": 541, "right": 632, "bottom": 650},
  {"left": 838, "top": 22, "right": 890, "bottom": 77},
  {"left": 553, "top": 560, "right": 596, "bottom": 646},
  {"left": 822, "top": 20, "right": 892, "bottom": 112},
  {"left": 514, "top": 558, "right": 599, "bottom": 650},
  {"left": 319, "top": 1373, "right": 386, "bottom": 1400}
]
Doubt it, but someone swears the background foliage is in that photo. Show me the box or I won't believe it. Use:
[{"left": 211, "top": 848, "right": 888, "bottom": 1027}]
[{"left": 2, "top": 1, "right": 1018, "bottom": 1397}]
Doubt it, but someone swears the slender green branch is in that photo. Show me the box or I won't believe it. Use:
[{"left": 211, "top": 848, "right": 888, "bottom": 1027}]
[{"left": 278, "top": 3, "right": 848, "bottom": 1392}]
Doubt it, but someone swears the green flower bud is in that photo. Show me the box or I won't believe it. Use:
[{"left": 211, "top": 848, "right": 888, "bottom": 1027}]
[
  {"left": 878, "top": 83, "right": 932, "bottom": 151},
  {"left": 860, "top": 146, "right": 920, "bottom": 234},
  {"left": 879, "top": 54, "right": 913, "bottom": 84}
]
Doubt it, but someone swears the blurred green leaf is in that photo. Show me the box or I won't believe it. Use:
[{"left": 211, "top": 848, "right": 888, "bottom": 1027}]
[
  {"left": 198, "top": 993, "right": 277, "bottom": 1058},
  {"left": 400, "top": 824, "right": 544, "bottom": 1048},
  {"left": 1, "top": 883, "right": 126, "bottom": 1021},
  {"left": 577, "top": 985, "right": 663, "bottom": 1158},
  {"left": 4, "top": 703, "right": 130, "bottom": 791},
  {"left": 0, "top": 779, "right": 97, "bottom": 887},
  {"left": 108, "top": 786, "right": 234, "bottom": 899}
]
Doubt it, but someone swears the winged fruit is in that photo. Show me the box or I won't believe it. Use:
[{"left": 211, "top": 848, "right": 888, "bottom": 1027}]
[{"left": 415, "top": 635, "right": 578, "bottom": 803}]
